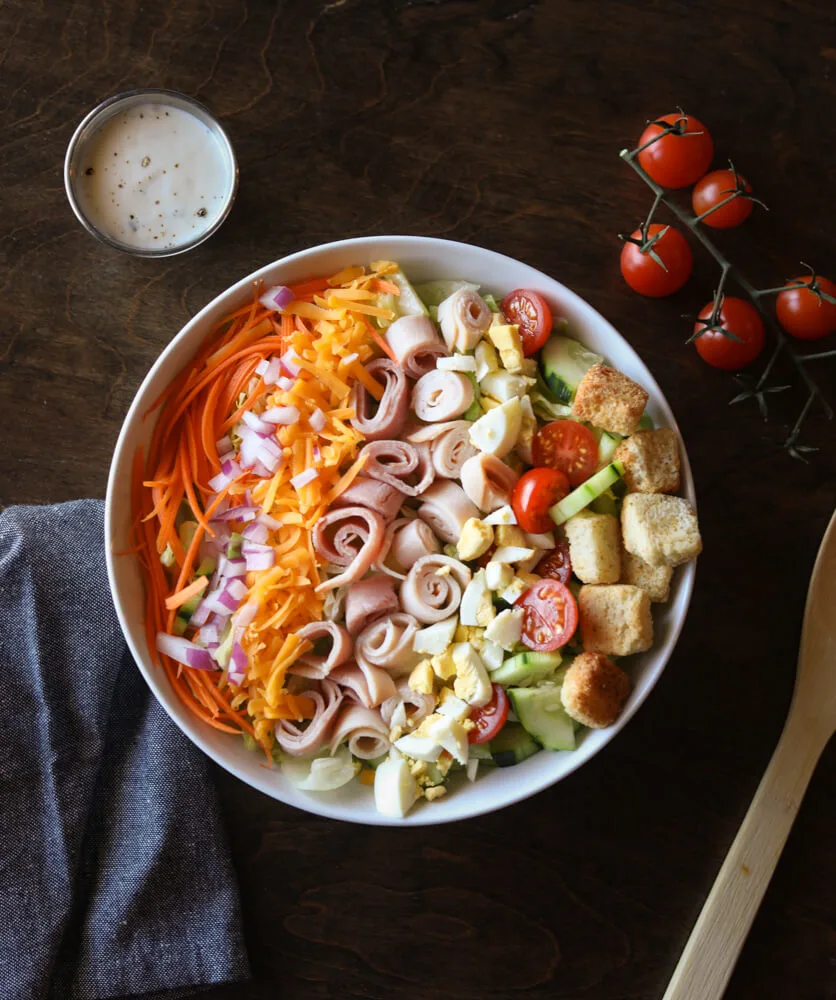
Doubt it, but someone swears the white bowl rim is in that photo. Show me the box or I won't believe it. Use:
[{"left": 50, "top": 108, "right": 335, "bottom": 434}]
[{"left": 105, "top": 234, "right": 696, "bottom": 826}]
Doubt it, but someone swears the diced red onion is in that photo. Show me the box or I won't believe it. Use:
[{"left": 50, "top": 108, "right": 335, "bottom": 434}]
[
  {"left": 226, "top": 578, "right": 248, "bottom": 601},
  {"left": 312, "top": 444, "right": 322, "bottom": 463},
  {"left": 208, "top": 471, "right": 231, "bottom": 493},
  {"left": 242, "top": 521, "right": 269, "bottom": 544},
  {"left": 255, "top": 359, "right": 270, "bottom": 378},
  {"left": 276, "top": 375, "right": 295, "bottom": 391},
  {"left": 221, "top": 458, "right": 241, "bottom": 478},
  {"left": 244, "top": 550, "right": 275, "bottom": 572},
  {"left": 262, "top": 406, "right": 299, "bottom": 425},
  {"left": 217, "top": 589, "right": 240, "bottom": 611},
  {"left": 235, "top": 602, "right": 259, "bottom": 627},
  {"left": 198, "top": 624, "right": 219, "bottom": 645},
  {"left": 290, "top": 468, "right": 318, "bottom": 489},
  {"left": 224, "top": 557, "right": 247, "bottom": 578},
  {"left": 257, "top": 512, "right": 282, "bottom": 530},
  {"left": 252, "top": 459, "right": 275, "bottom": 478},
  {"left": 281, "top": 350, "right": 302, "bottom": 376},
  {"left": 263, "top": 357, "right": 282, "bottom": 385},
  {"left": 211, "top": 505, "right": 259, "bottom": 523},
  {"left": 189, "top": 600, "right": 211, "bottom": 627},
  {"left": 215, "top": 435, "right": 232, "bottom": 455},
  {"left": 242, "top": 410, "right": 273, "bottom": 436},
  {"left": 241, "top": 540, "right": 272, "bottom": 555},
  {"left": 309, "top": 408, "right": 326, "bottom": 432},
  {"left": 156, "top": 633, "right": 216, "bottom": 671},
  {"left": 259, "top": 284, "right": 294, "bottom": 312},
  {"left": 257, "top": 436, "right": 282, "bottom": 460}
]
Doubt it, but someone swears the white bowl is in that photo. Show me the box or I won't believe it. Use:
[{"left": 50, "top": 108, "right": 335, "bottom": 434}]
[{"left": 106, "top": 236, "right": 696, "bottom": 826}]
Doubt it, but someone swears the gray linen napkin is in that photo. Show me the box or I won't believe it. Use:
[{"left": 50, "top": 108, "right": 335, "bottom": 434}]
[{"left": 0, "top": 500, "right": 250, "bottom": 1000}]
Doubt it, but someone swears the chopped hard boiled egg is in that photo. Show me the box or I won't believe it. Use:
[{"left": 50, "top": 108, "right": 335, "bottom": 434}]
[
  {"left": 437, "top": 354, "right": 478, "bottom": 373},
  {"left": 479, "top": 370, "right": 533, "bottom": 403},
  {"left": 413, "top": 616, "right": 459, "bottom": 655},
  {"left": 484, "top": 607, "right": 524, "bottom": 650},
  {"left": 492, "top": 545, "right": 536, "bottom": 564},
  {"left": 483, "top": 505, "right": 517, "bottom": 526},
  {"left": 452, "top": 642, "right": 492, "bottom": 706},
  {"left": 516, "top": 395, "right": 536, "bottom": 464},
  {"left": 480, "top": 639, "right": 505, "bottom": 671},
  {"left": 499, "top": 574, "right": 529, "bottom": 605},
  {"left": 525, "top": 530, "right": 555, "bottom": 549},
  {"left": 487, "top": 318, "right": 524, "bottom": 373},
  {"left": 496, "top": 525, "right": 528, "bottom": 547},
  {"left": 485, "top": 560, "right": 513, "bottom": 591},
  {"left": 395, "top": 713, "right": 469, "bottom": 765},
  {"left": 374, "top": 756, "right": 420, "bottom": 818},
  {"left": 408, "top": 660, "right": 435, "bottom": 695},
  {"left": 459, "top": 569, "right": 496, "bottom": 627},
  {"left": 457, "top": 517, "right": 494, "bottom": 561},
  {"left": 468, "top": 398, "right": 522, "bottom": 458},
  {"left": 437, "top": 690, "right": 471, "bottom": 721},
  {"left": 474, "top": 341, "right": 499, "bottom": 380},
  {"left": 430, "top": 648, "right": 458, "bottom": 680}
]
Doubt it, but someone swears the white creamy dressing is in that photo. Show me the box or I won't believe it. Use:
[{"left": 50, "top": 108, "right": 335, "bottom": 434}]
[{"left": 76, "top": 102, "right": 231, "bottom": 250}]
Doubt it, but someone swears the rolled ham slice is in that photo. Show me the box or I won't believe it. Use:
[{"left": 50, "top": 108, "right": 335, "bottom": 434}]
[
  {"left": 460, "top": 453, "right": 520, "bottom": 512},
  {"left": 329, "top": 703, "right": 390, "bottom": 760},
  {"left": 399, "top": 554, "right": 472, "bottom": 624},
  {"left": 411, "top": 370, "right": 474, "bottom": 423},
  {"left": 381, "top": 681, "right": 436, "bottom": 729},
  {"left": 312, "top": 506, "right": 386, "bottom": 593},
  {"left": 437, "top": 288, "right": 492, "bottom": 351},
  {"left": 355, "top": 612, "right": 421, "bottom": 677},
  {"left": 359, "top": 439, "right": 435, "bottom": 497},
  {"left": 349, "top": 357, "right": 409, "bottom": 441},
  {"left": 333, "top": 477, "right": 405, "bottom": 522},
  {"left": 329, "top": 660, "right": 397, "bottom": 708},
  {"left": 344, "top": 573, "right": 400, "bottom": 636},
  {"left": 417, "top": 480, "right": 481, "bottom": 544},
  {"left": 430, "top": 422, "right": 478, "bottom": 478},
  {"left": 385, "top": 314, "right": 448, "bottom": 378},
  {"left": 275, "top": 679, "right": 343, "bottom": 757},
  {"left": 290, "top": 621, "right": 353, "bottom": 678},
  {"left": 374, "top": 517, "right": 441, "bottom": 581}
]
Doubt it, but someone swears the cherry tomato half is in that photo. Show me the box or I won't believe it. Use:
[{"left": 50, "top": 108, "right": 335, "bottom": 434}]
[
  {"left": 511, "top": 467, "right": 571, "bottom": 534},
  {"left": 468, "top": 684, "right": 509, "bottom": 744},
  {"left": 500, "top": 289, "right": 553, "bottom": 356},
  {"left": 620, "top": 224, "right": 693, "bottom": 297},
  {"left": 533, "top": 421, "right": 598, "bottom": 487},
  {"left": 693, "top": 297, "right": 765, "bottom": 370},
  {"left": 637, "top": 112, "right": 713, "bottom": 189},
  {"left": 691, "top": 169, "right": 753, "bottom": 229},
  {"left": 516, "top": 578, "right": 578, "bottom": 651},
  {"left": 535, "top": 539, "right": 572, "bottom": 585},
  {"left": 776, "top": 275, "right": 836, "bottom": 341}
]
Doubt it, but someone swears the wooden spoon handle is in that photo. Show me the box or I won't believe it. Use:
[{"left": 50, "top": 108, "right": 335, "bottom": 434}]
[{"left": 662, "top": 711, "right": 826, "bottom": 1000}]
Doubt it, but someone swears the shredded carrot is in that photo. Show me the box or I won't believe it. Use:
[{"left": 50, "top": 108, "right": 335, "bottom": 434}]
[{"left": 164, "top": 575, "right": 209, "bottom": 610}]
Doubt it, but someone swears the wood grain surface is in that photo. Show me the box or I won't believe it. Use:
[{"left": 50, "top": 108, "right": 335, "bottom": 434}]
[{"left": 2, "top": 1, "right": 835, "bottom": 998}]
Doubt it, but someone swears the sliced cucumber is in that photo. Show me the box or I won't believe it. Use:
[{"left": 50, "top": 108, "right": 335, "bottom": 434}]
[
  {"left": 483, "top": 293, "right": 501, "bottom": 313},
  {"left": 540, "top": 335, "right": 603, "bottom": 404},
  {"left": 414, "top": 278, "right": 479, "bottom": 308},
  {"left": 638, "top": 411, "right": 654, "bottom": 430},
  {"left": 510, "top": 684, "right": 576, "bottom": 751},
  {"left": 490, "top": 650, "right": 563, "bottom": 687},
  {"left": 390, "top": 270, "right": 430, "bottom": 318},
  {"left": 596, "top": 430, "right": 621, "bottom": 468},
  {"left": 589, "top": 488, "right": 619, "bottom": 518},
  {"left": 227, "top": 532, "right": 244, "bottom": 559},
  {"left": 489, "top": 723, "right": 541, "bottom": 767},
  {"left": 550, "top": 461, "right": 625, "bottom": 526}
]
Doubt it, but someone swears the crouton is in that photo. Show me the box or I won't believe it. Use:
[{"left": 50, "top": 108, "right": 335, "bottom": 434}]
[
  {"left": 613, "top": 428, "right": 681, "bottom": 494},
  {"left": 621, "top": 548, "right": 673, "bottom": 602},
  {"left": 621, "top": 493, "right": 702, "bottom": 568},
  {"left": 561, "top": 652, "right": 630, "bottom": 728},
  {"left": 571, "top": 364, "right": 649, "bottom": 436},
  {"left": 578, "top": 584, "right": 653, "bottom": 657},
  {"left": 564, "top": 510, "right": 621, "bottom": 584}
]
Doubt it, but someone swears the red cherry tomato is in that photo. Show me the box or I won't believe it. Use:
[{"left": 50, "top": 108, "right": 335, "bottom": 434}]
[
  {"left": 637, "top": 112, "right": 713, "bottom": 189},
  {"left": 620, "top": 224, "right": 693, "bottom": 297},
  {"left": 691, "top": 169, "right": 753, "bottom": 229},
  {"left": 533, "top": 421, "right": 598, "bottom": 487},
  {"left": 500, "top": 289, "right": 553, "bottom": 356},
  {"left": 516, "top": 578, "right": 578, "bottom": 651},
  {"left": 510, "top": 467, "right": 571, "bottom": 534},
  {"left": 535, "top": 539, "right": 572, "bottom": 585},
  {"left": 693, "top": 297, "right": 765, "bottom": 370},
  {"left": 776, "top": 275, "right": 836, "bottom": 341},
  {"left": 468, "top": 684, "right": 509, "bottom": 744}
]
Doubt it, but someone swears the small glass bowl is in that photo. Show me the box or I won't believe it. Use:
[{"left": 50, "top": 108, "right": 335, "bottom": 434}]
[{"left": 64, "top": 88, "right": 238, "bottom": 258}]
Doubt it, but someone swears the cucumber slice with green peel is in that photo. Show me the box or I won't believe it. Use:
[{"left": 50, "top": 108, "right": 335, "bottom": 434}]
[
  {"left": 227, "top": 532, "right": 244, "bottom": 559},
  {"left": 489, "top": 650, "right": 563, "bottom": 687},
  {"left": 596, "top": 430, "right": 621, "bottom": 468},
  {"left": 589, "top": 489, "right": 620, "bottom": 518},
  {"left": 549, "top": 461, "right": 625, "bottom": 526},
  {"left": 489, "top": 723, "right": 541, "bottom": 767},
  {"left": 638, "top": 411, "right": 654, "bottom": 430},
  {"left": 510, "top": 685, "right": 576, "bottom": 751},
  {"left": 469, "top": 743, "right": 494, "bottom": 761},
  {"left": 414, "top": 279, "right": 479, "bottom": 308},
  {"left": 173, "top": 615, "right": 189, "bottom": 636},
  {"left": 540, "top": 335, "right": 604, "bottom": 404}
]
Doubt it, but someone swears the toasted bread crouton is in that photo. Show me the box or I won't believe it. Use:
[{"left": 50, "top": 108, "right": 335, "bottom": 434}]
[
  {"left": 561, "top": 652, "right": 630, "bottom": 728},
  {"left": 613, "top": 428, "right": 680, "bottom": 494},
  {"left": 621, "top": 548, "right": 673, "bottom": 602},
  {"left": 579, "top": 584, "right": 653, "bottom": 657},
  {"left": 621, "top": 493, "right": 702, "bottom": 567},
  {"left": 571, "top": 364, "right": 649, "bottom": 436},
  {"left": 564, "top": 510, "right": 621, "bottom": 584}
]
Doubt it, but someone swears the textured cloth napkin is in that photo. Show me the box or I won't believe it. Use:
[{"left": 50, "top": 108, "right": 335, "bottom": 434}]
[{"left": 0, "top": 500, "right": 250, "bottom": 1000}]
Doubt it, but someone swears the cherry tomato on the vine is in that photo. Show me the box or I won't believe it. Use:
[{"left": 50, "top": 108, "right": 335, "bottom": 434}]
[
  {"left": 511, "top": 467, "right": 571, "bottom": 534},
  {"left": 532, "top": 421, "right": 598, "bottom": 487},
  {"left": 620, "top": 223, "right": 693, "bottom": 297},
  {"left": 637, "top": 112, "right": 713, "bottom": 189},
  {"left": 776, "top": 275, "right": 836, "bottom": 341},
  {"left": 468, "top": 684, "right": 509, "bottom": 744},
  {"left": 500, "top": 289, "right": 553, "bottom": 356},
  {"left": 693, "top": 297, "right": 765, "bottom": 370},
  {"left": 691, "top": 169, "right": 753, "bottom": 229}
]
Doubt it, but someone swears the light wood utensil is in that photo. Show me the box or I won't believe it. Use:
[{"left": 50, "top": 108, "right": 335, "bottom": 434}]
[{"left": 663, "top": 509, "right": 836, "bottom": 1000}]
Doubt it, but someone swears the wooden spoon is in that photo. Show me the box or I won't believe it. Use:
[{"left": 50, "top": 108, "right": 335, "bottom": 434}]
[{"left": 663, "top": 509, "right": 836, "bottom": 1000}]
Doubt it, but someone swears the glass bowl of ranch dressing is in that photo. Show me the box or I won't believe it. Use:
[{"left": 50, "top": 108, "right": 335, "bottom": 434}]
[{"left": 65, "top": 89, "right": 238, "bottom": 257}]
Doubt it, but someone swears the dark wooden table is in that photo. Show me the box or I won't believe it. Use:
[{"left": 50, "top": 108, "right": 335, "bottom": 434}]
[{"left": 3, "top": 1, "right": 835, "bottom": 997}]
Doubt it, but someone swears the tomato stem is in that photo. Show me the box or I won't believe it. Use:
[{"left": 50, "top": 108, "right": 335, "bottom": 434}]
[{"left": 619, "top": 147, "right": 834, "bottom": 449}]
